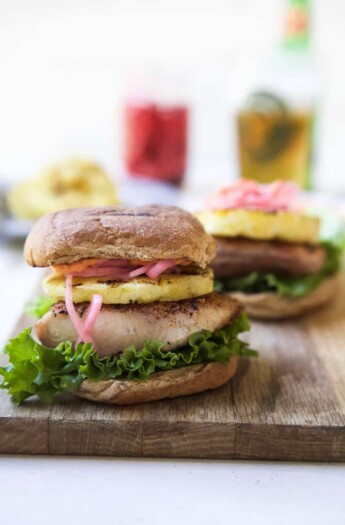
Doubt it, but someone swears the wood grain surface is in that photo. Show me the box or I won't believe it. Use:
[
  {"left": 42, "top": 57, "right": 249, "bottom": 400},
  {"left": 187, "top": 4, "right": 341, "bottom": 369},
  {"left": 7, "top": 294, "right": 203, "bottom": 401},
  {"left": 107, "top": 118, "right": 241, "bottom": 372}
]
[{"left": 0, "top": 282, "right": 345, "bottom": 460}]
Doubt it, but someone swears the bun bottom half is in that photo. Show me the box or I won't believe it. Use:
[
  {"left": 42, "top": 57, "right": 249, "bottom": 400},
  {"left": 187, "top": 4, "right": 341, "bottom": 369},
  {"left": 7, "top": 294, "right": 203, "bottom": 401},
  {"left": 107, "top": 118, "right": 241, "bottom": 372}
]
[
  {"left": 228, "top": 273, "right": 340, "bottom": 320},
  {"left": 76, "top": 356, "right": 238, "bottom": 405}
]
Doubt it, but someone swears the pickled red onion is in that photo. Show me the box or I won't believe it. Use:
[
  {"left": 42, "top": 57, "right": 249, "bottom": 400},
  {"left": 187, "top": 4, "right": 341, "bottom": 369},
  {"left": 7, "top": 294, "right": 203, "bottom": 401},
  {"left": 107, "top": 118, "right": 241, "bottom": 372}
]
[
  {"left": 65, "top": 276, "right": 103, "bottom": 344},
  {"left": 63, "top": 259, "right": 180, "bottom": 344},
  {"left": 68, "top": 260, "right": 178, "bottom": 280},
  {"left": 70, "top": 268, "right": 131, "bottom": 279},
  {"left": 206, "top": 180, "right": 300, "bottom": 212},
  {"left": 146, "top": 260, "right": 176, "bottom": 279},
  {"left": 65, "top": 275, "right": 89, "bottom": 343},
  {"left": 95, "top": 260, "right": 132, "bottom": 267},
  {"left": 83, "top": 294, "right": 103, "bottom": 343},
  {"left": 128, "top": 263, "right": 155, "bottom": 278}
]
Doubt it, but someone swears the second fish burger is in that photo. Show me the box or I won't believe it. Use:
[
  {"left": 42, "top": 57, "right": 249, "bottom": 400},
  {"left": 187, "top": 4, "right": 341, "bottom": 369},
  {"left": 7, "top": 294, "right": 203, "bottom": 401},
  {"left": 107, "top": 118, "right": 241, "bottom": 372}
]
[{"left": 196, "top": 180, "right": 342, "bottom": 319}]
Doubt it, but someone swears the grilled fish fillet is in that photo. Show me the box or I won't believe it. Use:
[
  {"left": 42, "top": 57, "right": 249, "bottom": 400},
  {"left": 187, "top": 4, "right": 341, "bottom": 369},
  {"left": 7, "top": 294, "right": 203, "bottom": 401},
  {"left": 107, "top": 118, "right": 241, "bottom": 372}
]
[
  {"left": 35, "top": 292, "right": 241, "bottom": 357},
  {"left": 212, "top": 238, "right": 325, "bottom": 278}
]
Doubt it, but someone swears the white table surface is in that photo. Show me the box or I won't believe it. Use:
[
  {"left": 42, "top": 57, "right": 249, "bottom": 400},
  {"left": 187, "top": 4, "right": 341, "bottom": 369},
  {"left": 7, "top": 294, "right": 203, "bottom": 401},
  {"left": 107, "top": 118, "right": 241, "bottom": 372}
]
[{"left": 0, "top": 242, "right": 344, "bottom": 525}]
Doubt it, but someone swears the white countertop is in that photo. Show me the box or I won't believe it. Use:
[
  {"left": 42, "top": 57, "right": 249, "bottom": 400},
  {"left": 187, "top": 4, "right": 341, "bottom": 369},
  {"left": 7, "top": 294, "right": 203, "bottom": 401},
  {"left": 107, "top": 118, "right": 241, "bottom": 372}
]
[{"left": 0, "top": 242, "right": 344, "bottom": 525}]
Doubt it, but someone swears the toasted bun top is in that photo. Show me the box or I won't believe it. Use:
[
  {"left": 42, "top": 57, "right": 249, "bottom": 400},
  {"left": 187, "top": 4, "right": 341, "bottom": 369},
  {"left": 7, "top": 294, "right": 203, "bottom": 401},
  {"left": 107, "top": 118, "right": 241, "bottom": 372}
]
[{"left": 24, "top": 205, "right": 216, "bottom": 268}]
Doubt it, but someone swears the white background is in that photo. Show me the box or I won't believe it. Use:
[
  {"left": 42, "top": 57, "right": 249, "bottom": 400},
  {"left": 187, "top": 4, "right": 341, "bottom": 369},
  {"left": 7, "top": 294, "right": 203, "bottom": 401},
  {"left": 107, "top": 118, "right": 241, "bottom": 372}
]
[
  {"left": 1, "top": 0, "right": 345, "bottom": 191},
  {"left": 1, "top": 3, "right": 345, "bottom": 522},
  {"left": 1, "top": 455, "right": 345, "bottom": 525}
]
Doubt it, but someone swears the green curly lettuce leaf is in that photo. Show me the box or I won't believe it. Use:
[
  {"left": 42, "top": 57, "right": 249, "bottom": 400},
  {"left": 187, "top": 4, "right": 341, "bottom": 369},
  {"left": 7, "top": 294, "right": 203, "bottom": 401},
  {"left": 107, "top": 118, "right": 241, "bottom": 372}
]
[
  {"left": 25, "top": 296, "right": 55, "bottom": 319},
  {"left": 215, "top": 235, "right": 344, "bottom": 298},
  {"left": 0, "top": 312, "right": 256, "bottom": 404}
]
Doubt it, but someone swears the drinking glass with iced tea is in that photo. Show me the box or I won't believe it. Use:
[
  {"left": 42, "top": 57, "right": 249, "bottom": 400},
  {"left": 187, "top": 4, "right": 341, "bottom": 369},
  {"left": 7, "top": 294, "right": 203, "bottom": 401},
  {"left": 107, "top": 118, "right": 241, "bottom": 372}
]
[
  {"left": 237, "top": 92, "right": 313, "bottom": 188},
  {"left": 236, "top": 0, "right": 318, "bottom": 189}
]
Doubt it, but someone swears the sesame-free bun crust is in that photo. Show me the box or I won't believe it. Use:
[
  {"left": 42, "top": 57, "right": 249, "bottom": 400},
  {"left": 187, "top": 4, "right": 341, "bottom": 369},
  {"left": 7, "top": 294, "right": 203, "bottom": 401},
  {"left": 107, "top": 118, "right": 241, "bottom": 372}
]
[
  {"left": 76, "top": 357, "right": 238, "bottom": 405},
  {"left": 24, "top": 205, "right": 216, "bottom": 269},
  {"left": 228, "top": 274, "right": 339, "bottom": 320}
]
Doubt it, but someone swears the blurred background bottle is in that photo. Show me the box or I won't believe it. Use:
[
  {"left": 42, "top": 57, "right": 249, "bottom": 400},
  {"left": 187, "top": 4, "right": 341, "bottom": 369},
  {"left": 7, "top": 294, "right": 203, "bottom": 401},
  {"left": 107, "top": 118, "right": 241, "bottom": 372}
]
[
  {"left": 236, "top": 0, "right": 318, "bottom": 188},
  {"left": 123, "top": 67, "right": 189, "bottom": 187}
]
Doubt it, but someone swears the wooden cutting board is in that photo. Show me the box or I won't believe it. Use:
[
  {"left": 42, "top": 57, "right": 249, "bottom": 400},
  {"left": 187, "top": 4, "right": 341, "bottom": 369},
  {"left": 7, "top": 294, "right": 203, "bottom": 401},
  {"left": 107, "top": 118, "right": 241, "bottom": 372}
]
[{"left": 1, "top": 281, "right": 345, "bottom": 461}]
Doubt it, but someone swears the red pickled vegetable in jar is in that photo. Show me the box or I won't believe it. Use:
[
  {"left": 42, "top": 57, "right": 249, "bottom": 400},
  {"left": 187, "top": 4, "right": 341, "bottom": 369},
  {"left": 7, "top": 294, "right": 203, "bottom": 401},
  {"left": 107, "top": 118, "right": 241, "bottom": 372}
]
[{"left": 124, "top": 101, "right": 188, "bottom": 185}]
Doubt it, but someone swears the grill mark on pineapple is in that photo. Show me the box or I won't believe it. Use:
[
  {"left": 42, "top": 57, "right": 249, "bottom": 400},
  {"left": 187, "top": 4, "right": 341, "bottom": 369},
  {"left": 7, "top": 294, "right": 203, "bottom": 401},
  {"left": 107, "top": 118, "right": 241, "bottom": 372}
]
[{"left": 43, "top": 270, "right": 213, "bottom": 305}]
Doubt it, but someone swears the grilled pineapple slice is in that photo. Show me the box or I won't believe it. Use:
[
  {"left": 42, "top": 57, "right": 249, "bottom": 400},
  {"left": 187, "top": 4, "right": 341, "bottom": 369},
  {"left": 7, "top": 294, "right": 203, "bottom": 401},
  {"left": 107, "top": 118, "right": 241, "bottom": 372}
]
[
  {"left": 43, "top": 269, "right": 213, "bottom": 304},
  {"left": 196, "top": 210, "right": 320, "bottom": 244}
]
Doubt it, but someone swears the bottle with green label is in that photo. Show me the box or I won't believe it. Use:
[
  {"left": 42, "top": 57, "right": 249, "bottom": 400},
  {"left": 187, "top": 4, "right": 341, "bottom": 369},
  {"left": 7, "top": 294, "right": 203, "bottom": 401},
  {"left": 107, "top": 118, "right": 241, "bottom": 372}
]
[{"left": 237, "top": 0, "right": 318, "bottom": 188}]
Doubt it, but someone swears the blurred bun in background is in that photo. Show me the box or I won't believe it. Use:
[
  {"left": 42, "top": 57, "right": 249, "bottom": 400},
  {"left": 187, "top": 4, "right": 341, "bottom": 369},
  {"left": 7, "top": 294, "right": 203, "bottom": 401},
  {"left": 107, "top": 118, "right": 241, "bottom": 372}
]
[{"left": 7, "top": 159, "right": 118, "bottom": 220}]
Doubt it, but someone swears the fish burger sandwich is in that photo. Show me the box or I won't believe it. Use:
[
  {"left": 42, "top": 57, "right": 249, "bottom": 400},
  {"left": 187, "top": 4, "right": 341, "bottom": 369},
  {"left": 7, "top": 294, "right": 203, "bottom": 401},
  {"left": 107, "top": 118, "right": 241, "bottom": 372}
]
[
  {"left": 196, "top": 180, "right": 343, "bottom": 320},
  {"left": 1, "top": 205, "right": 255, "bottom": 404}
]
